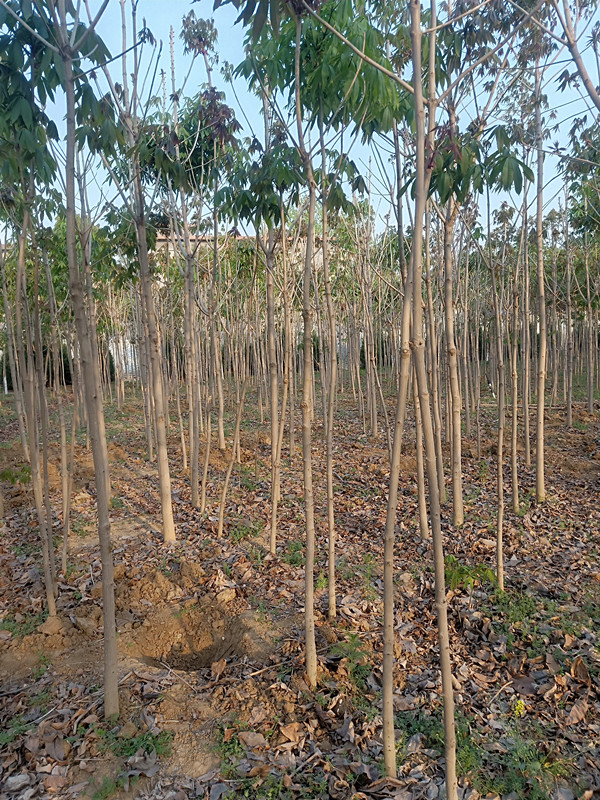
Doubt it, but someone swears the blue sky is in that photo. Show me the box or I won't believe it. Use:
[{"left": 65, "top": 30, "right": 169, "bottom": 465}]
[{"left": 95, "top": 0, "right": 262, "bottom": 134}]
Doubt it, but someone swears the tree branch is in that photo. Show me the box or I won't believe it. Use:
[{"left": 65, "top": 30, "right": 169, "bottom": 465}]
[
  {"left": 0, "top": 0, "right": 59, "bottom": 53},
  {"left": 74, "top": 0, "right": 110, "bottom": 51}
]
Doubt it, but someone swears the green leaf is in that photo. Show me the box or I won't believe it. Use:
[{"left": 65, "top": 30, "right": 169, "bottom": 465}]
[
  {"left": 18, "top": 97, "right": 33, "bottom": 128},
  {"left": 47, "top": 120, "right": 59, "bottom": 141},
  {"left": 252, "top": 0, "right": 268, "bottom": 41}
]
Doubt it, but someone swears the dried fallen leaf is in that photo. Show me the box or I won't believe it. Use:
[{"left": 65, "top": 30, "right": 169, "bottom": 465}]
[
  {"left": 512, "top": 675, "right": 538, "bottom": 696},
  {"left": 248, "top": 705, "right": 268, "bottom": 726},
  {"left": 211, "top": 658, "right": 226, "bottom": 680},
  {"left": 248, "top": 764, "right": 271, "bottom": 778},
  {"left": 546, "top": 652, "right": 561, "bottom": 674},
  {"left": 222, "top": 727, "right": 236, "bottom": 742},
  {"left": 336, "top": 715, "right": 355, "bottom": 743},
  {"left": 279, "top": 722, "right": 303, "bottom": 743},
  {"left": 570, "top": 656, "right": 591, "bottom": 685},
  {"left": 564, "top": 697, "right": 588, "bottom": 726},
  {"left": 238, "top": 730, "right": 267, "bottom": 749}
]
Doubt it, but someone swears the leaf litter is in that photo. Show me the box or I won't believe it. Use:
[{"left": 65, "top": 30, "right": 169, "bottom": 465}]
[{"left": 0, "top": 396, "right": 599, "bottom": 799}]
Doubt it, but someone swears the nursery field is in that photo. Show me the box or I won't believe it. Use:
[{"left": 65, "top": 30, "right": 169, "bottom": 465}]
[{"left": 0, "top": 391, "right": 599, "bottom": 800}]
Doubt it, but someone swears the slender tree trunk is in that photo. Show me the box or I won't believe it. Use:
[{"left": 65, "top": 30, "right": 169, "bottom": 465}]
[
  {"left": 535, "top": 61, "right": 547, "bottom": 503},
  {"left": 266, "top": 243, "right": 280, "bottom": 555},
  {"left": 135, "top": 196, "right": 176, "bottom": 543},
  {"left": 295, "top": 15, "right": 317, "bottom": 689},
  {"left": 443, "top": 206, "right": 464, "bottom": 526},
  {"left": 62, "top": 39, "right": 118, "bottom": 719},
  {"left": 565, "top": 207, "right": 573, "bottom": 428},
  {"left": 409, "top": 3, "right": 457, "bottom": 796}
]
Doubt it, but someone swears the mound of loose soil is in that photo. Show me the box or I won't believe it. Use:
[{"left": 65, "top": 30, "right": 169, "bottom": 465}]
[{"left": 131, "top": 604, "right": 248, "bottom": 670}]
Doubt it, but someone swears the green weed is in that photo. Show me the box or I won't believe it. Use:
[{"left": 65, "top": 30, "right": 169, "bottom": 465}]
[
  {"left": 12, "top": 541, "right": 41, "bottom": 558},
  {"left": 27, "top": 688, "right": 53, "bottom": 712},
  {"left": 32, "top": 652, "right": 51, "bottom": 680},
  {"left": 330, "top": 633, "right": 371, "bottom": 690},
  {"left": 444, "top": 555, "right": 496, "bottom": 593},
  {"left": 495, "top": 590, "right": 538, "bottom": 623},
  {"left": 90, "top": 776, "right": 125, "bottom": 800},
  {"left": 337, "top": 556, "right": 354, "bottom": 582},
  {"left": 282, "top": 540, "right": 304, "bottom": 567},
  {"left": 239, "top": 465, "right": 259, "bottom": 492},
  {"left": 247, "top": 544, "right": 265, "bottom": 566},
  {"left": 230, "top": 519, "right": 263, "bottom": 544},
  {"left": 1, "top": 609, "right": 48, "bottom": 638},
  {"left": 0, "top": 464, "right": 31, "bottom": 485},
  {"left": 0, "top": 715, "right": 35, "bottom": 746},
  {"left": 96, "top": 727, "right": 173, "bottom": 759},
  {"left": 473, "top": 725, "right": 572, "bottom": 799},
  {"left": 255, "top": 601, "right": 268, "bottom": 622},
  {"left": 214, "top": 722, "right": 244, "bottom": 762}
]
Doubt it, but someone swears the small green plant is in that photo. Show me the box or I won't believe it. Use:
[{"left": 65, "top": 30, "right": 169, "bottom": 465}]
[
  {"left": 495, "top": 590, "right": 538, "bottom": 623},
  {"left": 472, "top": 725, "right": 572, "bottom": 799},
  {"left": 337, "top": 556, "right": 355, "bottom": 582},
  {"left": 247, "top": 544, "right": 264, "bottom": 566},
  {"left": 72, "top": 519, "right": 89, "bottom": 538},
  {"left": 96, "top": 727, "right": 173, "bottom": 759},
  {"left": 239, "top": 465, "right": 259, "bottom": 492},
  {"left": 316, "top": 571, "right": 328, "bottom": 590},
  {"left": 110, "top": 494, "right": 124, "bottom": 510},
  {"left": 0, "top": 464, "right": 31, "bottom": 485},
  {"left": 214, "top": 723, "right": 244, "bottom": 762},
  {"left": 395, "top": 709, "right": 445, "bottom": 766},
  {"left": 230, "top": 519, "right": 263, "bottom": 544},
  {"left": 395, "top": 710, "right": 482, "bottom": 779},
  {"left": 32, "top": 652, "right": 51, "bottom": 679},
  {"left": 158, "top": 557, "right": 172, "bottom": 577},
  {"left": 174, "top": 603, "right": 197, "bottom": 619},
  {"left": 0, "top": 715, "right": 34, "bottom": 746},
  {"left": 330, "top": 633, "right": 371, "bottom": 690},
  {"left": 444, "top": 555, "right": 496, "bottom": 593},
  {"left": 90, "top": 776, "right": 125, "bottom": 800},
  {"left": 478, "top": 460, "right": 490, "bottom": 481},
  {"left": 464, "top": 486, "right": 482, "bottom": 504},
  {"left": 283, "top": 540, "right": 304, "bottom": 567},
  {"left": 12, "top": 540, "right": 41, "bottom": 558},
  {"left": 517, "top": 495, "right": 532, "bottom": 517},
  {"left": 1, "top": 609, "right": 48, "bottom": 638},
  {"left": 27, "top": 688, "right": 53, "bottom": 712}
]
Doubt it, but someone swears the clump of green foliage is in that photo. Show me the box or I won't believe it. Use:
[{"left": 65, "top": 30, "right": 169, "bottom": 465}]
[
  {"left": 330, "top": 633, "right": 371, "bottom": 691},
  {"left": 0, "top": 464, "right": 31, "bottom": 485},
  {"left": 1, "top": 609, "right": 48, "bottom": 637},
  {"left": 0, "top": 715, "right": 34, "bottom": 746},
  {"left": 96, "top": 727, "right": 173, "bottom": 759},
  {"left": 282, "top": 540, "right": 304, "bottom": 566},
  {"left": 445, "top": 555, "right": 497, "bottom": 592},
  {"left": 230, "top": 519, "right": 263, "bottom": 543}
]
